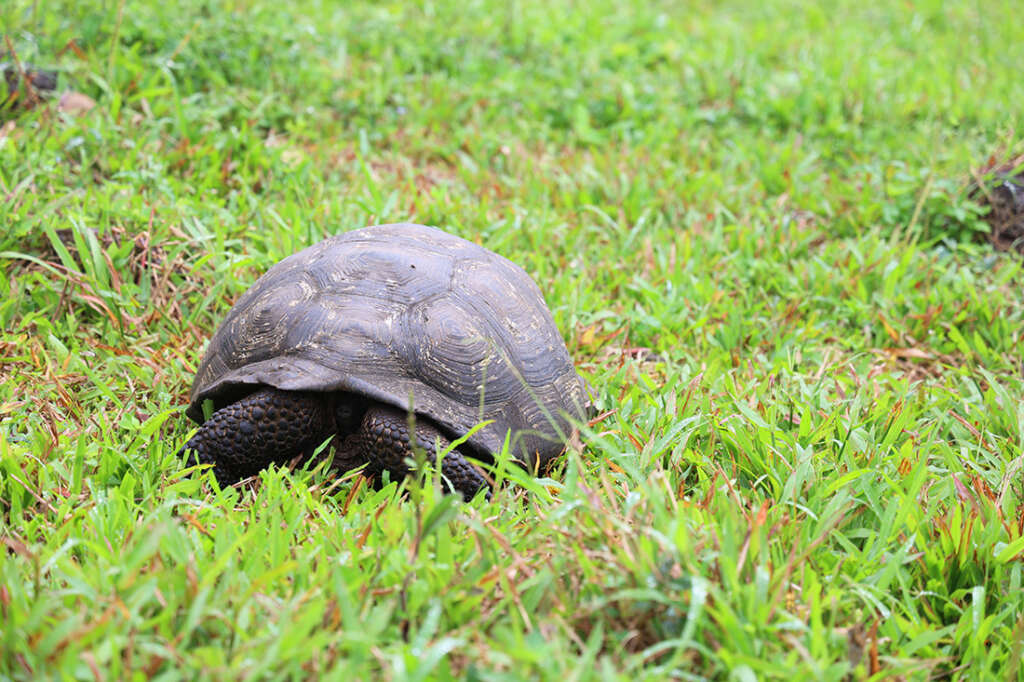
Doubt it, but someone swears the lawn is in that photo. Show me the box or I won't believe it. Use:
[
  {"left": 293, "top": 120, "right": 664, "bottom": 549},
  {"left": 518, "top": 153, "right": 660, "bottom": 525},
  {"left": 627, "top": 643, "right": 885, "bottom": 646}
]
[{"left": 2, "top": 0, "right": 1023, "bottom": 679}]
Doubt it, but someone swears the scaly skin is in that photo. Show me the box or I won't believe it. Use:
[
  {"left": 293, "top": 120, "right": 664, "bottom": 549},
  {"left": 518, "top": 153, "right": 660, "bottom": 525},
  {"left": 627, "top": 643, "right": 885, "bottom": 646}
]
[
  {"left": 178, "top": 389, "right": 333, "bottom": 483},
  {"left": 341, "top": 404, "right": 491, "bottom": 501},
  {"left": 178, "top": 387, "right": 489, "bottom": 500}
]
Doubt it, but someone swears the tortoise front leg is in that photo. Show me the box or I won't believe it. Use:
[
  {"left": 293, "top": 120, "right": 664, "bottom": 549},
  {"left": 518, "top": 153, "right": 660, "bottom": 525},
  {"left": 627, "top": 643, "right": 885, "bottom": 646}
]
[
  {"left": 343, "top": 404, "right": 490, "bottom": 501},
  {"left": 178, "top": 388, "right": 333, "bottom": 484}
]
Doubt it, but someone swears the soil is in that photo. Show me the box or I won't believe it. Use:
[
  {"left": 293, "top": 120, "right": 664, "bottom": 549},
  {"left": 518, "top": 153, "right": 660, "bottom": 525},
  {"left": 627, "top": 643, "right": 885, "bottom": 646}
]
[
  {"left": 1, "top": 60, "right": 57, "bottom": 110},
  {"left": 970, "top": 156, "right": 1024, "bottom": 255}
]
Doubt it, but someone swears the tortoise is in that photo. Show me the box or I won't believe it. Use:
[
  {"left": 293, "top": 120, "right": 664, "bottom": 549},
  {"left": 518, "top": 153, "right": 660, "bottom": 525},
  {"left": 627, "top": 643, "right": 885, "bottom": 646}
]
[{"left": 178, "top": 223, "right": 589, "bottom": 500}]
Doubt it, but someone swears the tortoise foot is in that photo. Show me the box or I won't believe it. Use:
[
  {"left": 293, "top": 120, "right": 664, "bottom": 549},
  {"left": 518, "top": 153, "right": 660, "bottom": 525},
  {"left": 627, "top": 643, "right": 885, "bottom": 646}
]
[
  {"left": 178, "top": 388, "right": 332, "bottom": 484},
  {"left": 346, "top": 404, "right": 490, "bottom": 502}
]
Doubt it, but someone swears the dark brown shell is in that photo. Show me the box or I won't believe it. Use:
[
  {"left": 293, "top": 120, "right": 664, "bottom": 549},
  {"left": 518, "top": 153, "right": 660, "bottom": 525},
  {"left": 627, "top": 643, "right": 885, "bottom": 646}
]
[{"left": 186, "top": 223, "right": 588, "bottom": 469}]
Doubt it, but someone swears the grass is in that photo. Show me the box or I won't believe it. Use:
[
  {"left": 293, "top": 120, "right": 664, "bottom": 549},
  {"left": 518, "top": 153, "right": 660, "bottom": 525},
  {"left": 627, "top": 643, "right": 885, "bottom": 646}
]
[{"left": 2, "top": 0, "right": 1023, "bottom": 678}]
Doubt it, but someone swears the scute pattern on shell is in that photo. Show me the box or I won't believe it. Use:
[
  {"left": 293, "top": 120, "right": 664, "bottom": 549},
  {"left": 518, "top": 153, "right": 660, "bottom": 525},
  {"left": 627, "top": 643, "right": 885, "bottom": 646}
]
[{"left": 187, "top": 223, "right": 588, "bottom": 469}]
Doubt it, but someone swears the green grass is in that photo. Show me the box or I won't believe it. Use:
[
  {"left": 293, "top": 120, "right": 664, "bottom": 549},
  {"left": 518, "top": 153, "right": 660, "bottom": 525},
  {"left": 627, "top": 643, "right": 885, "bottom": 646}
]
[{"left": 2, "top": 0, "right": 1023, "bottom": 678}]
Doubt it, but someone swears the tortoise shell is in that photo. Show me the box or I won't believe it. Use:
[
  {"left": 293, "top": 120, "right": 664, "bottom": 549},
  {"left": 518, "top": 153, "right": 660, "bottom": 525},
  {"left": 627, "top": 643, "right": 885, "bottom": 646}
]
[{"left": 186, "top": 223, "right": 588, "bottom": 470}]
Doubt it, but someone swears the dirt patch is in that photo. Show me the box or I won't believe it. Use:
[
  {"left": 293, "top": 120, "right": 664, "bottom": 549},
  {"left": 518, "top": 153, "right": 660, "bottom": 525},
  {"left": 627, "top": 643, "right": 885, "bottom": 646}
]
[
  {"left": 969, "top": 155, "right": 1024, "bottom": 255},
  {"left": 1, "top": 59, "right": 57, "bottom": 112}
]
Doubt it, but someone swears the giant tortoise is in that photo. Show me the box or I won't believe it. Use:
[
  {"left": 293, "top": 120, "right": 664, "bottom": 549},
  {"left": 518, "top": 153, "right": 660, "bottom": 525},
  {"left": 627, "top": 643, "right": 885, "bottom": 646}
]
[{"left": 178, "top": 223, "right": 588, "bottom": 500}]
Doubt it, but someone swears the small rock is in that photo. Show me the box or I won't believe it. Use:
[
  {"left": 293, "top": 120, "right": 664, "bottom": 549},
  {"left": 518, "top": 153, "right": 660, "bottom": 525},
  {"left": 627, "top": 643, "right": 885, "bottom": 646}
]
[{"left": 58, "top": 91, "right": 96, "bottom": 116}]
